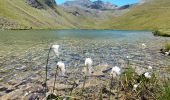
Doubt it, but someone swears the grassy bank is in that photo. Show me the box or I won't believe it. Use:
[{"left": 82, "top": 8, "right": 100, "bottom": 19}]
[{"left": 153, "top": 30, "right": 170, "bottom": 37}]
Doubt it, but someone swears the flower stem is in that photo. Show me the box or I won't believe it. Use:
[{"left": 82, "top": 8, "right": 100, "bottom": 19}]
[
  {"left": 53, "top": 67, "right": 59, "bottom": 93},
  {"left": 81, "top": 76, "right": 87, "bottom": 99},
  {"left": 109, "top": 75, "right": 113, "bottom": 100},
  {"left": 45, "top": 46, "right": 52, "bottom": 96}
]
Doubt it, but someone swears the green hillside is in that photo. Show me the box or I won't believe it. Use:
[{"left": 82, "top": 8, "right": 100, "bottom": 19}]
[
  {"left": 0, "top": 0, "right": 78, "bottom": 29},
  {"left": 0, "top": 0, "right": 170, "bottom": 30},
  {"left": 0, "top": 0, "right": 79, "bottom": 29},
  {"left": 109, "top": 0, "right": 170, "bottom": 30},
  {"left": 0, "top": 0, "right": 114, "bottom": 30}
]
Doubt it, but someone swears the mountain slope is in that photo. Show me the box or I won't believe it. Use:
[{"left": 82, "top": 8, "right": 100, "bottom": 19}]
[
  {"left": 0, "top": 0, "right": 76, "bottom": 29},
  {"left": 62, "top": 0, "right": 117, "bottom": 10},
  {"left": 1, "top": 0, "right": 169, "bottom": 30},
  {"left": 0, "top": 0, "right": 117, "bottom": 30},
  {"left": 60, "top": 0, "right": 117, "bottom": 29},
  {"left": 109, "top": 0, "right": 170, "bottom": 30}
]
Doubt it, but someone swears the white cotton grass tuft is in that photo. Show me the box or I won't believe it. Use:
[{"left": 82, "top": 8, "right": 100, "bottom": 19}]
[
  {"left": 110, "top": 66, "right": 121, "bottom": 77},
  {"left": 52, "top": 45, "right": 59, "bottom": 57},
  {"left": 84, "top": 58, "right": 93, "bottom": 75},
  {"left": 57, "top": 61, "right": 65, "bottom": 76},
  {"left": 133, "top": 84, "right": 139, "bottom": 91},
  {"left": 144, "top": 72, "right": 152, "bottom": 79}
]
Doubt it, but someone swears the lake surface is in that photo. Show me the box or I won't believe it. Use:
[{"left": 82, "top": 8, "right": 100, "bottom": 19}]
[
  {"left": 0, "top": 30, "right": 170, "bottom": 85},
  {"left": 0, "top": 29, "right": 166, "bottom": 57}
]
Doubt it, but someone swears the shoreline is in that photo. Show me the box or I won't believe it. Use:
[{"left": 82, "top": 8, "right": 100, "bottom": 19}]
[{"left": 1, "top": 27, "right": 170, "bottom": 38}]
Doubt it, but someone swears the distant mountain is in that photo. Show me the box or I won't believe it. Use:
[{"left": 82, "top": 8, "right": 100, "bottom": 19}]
[
  {"left": 88, "top": 0, "right": 117, "bottom": 10},
  {"left": 62, "top": 0, "right": 117, "bottom": 10},
  {"left": 62, "top": 0, "right": 92, "bottom": 8}
]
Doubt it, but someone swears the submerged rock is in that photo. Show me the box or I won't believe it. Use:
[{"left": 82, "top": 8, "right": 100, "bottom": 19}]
[{"left": 160, "top": 49, "right": 170, "bottom": 56}]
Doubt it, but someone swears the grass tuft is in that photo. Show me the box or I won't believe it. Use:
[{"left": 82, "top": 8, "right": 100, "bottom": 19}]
[
  {"left": 159, "top": 81, "right": 170, "bottom": 100},
  {"left": 165, "top": 43, "right": 170, "bottom": 50}
]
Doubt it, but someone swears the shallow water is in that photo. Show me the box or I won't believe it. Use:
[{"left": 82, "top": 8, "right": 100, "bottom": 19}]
[
  {"left": 0, "top": 30, "right": 166, "bottom": 57},
  {"left": 0, "top": 30, "right": 170, "bottom": 86}
]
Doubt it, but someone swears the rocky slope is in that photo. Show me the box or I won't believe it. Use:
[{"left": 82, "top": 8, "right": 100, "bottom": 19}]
[
  {"left": 62, "top": 0, "right": 117, "bottom": 10},
  {"left": 26, "top": 0, "right": 44, "bottom": 9},
  {"left": 89, "top": 0, "right": 117, "bottom": 10}
]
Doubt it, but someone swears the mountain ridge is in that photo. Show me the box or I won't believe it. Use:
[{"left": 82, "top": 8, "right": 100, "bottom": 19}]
[{"left": 61, "top": 0, "right": 117, "bottom": 10}]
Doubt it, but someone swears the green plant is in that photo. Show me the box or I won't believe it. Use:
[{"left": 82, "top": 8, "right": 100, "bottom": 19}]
[
  {"left": 121, "top": 66, "right": 136, "bottom": 89},
  {"left": 119, "top": 65, "right": 163, "bottom": 100},
  {"left": 153, "top": 30, "right": 170, "bottom": 37},
  {"left": 165, "top": 43, "right": 170, "bottom": 50},
  {"left": 153, "top": 30, "right": 162, "bottom": 36},
  {"left": 159, "top": 81, "right": 170, "bottom": 100}
]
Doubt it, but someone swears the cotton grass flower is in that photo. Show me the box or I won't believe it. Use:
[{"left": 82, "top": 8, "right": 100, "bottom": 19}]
[
  {"left": 57, "top": 61, "right": 65, "bottom": 76},
  {"left": 84, "top": 58, "right": 93, "bottom": 75},
  {"left": 144, "top": 72, "right": 152, "bottom": 79},
  {"left": 133, "top": 84, "right": 139, "bottom": 91},
  {"left": 52, "top": 45, "right": 59, "bottom": 57},
  {"left": 110, "top": 66, "right": 121, "bottom": 77}
]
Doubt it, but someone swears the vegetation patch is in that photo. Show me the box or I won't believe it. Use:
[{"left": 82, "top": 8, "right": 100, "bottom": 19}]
[
  {"left": 165, "top": 42, "right": 170, "bottom": 51},
  {"left": 160, "top": 42, "right": 170, "bottom": 56},
  {"left": 153, "top": 30, "right": 170, "bottom": 37},
  {"left": 159, "top": 81, "right": 170, "bottom": 100}
]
